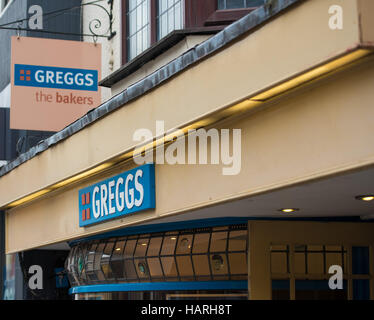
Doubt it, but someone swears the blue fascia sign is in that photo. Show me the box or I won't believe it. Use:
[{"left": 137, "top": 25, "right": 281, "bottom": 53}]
[
  {"left": 14, "top": 64, "right": 98, "bottom": 91},
  {"left": 79, "top": 164, "right": 155, "bottom": 227}
]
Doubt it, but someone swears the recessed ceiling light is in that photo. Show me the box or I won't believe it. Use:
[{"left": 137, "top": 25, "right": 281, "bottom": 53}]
[
  {"left": 279, "top": 208, "right": 299, "bottom": 213},
  {"left": 355, "top": 195, "right": 374, "bottom": 202}
]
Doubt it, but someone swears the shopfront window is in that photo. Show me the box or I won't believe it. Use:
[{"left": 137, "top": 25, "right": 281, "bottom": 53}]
[
  {"left": 66, "top": 224, "right": 248, "bottom": 287},
  {"left": 270, "top": 244, "right": 372, "bottom": 300}
]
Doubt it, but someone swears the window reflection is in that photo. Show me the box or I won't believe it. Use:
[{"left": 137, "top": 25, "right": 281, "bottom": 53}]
[
  {"left": 176, "top": 234, "right": 193, "bottom": 254},
  {"left": 111, "top": 240, "right": 125, "bottom": 280},
  {"left": 67, "top": 224, "right": 248, "bottom": 286},
  {"left": 161, "top": 256, "right": 178, "bottom": 278},
  {"left": 210, "top": 232, "right": 227, "bottom": 252},
  {"left": 161, "top": 235, "right": 177, "bottom": 255},
  {"left": 192, "top": 233, "right": 210, "bottom": 253},
  {"left": 101, "top": 241, "right": 115, "bottom": 281},
  {"left": 135, "top": 238, "right": 149, "bottom": 257},
  {"left": 176, "top": 256, "right": 194, "bottom": 279}
]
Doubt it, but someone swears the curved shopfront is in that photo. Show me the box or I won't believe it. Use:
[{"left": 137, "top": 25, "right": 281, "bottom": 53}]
[{"left": 66, "top": 221, "right": 249, "bottom": 300}]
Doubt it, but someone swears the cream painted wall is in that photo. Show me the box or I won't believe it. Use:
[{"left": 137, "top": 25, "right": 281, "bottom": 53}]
[
  {"left": 6, "top": 55, "right": 374, "bottom": 253},
  {"left": 0, "top": 0, "right": 365, "bottom": 208}
]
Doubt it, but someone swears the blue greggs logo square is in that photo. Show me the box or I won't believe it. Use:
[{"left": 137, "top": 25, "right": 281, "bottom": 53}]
[
  {"left": 78, "top": 164, "right": 155, "bottom": 227},
  {"left": 14, "top": 64, "right": 98, "bottom": 91}
]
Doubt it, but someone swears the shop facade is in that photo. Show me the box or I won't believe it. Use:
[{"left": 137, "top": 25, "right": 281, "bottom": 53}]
[{"left": 0, "top": 0, "right": 374, "bottom": 300}]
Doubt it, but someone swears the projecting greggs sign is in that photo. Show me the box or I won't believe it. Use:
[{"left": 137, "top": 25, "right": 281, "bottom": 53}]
[
  {"left": 78, "top": 164, "right": 156, "bottom": 227},
  {"left": 10, "top": 36, "right": 101, "bottom": 132}
]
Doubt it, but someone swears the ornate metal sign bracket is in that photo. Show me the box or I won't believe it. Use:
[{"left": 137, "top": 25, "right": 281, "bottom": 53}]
[
  {"left": 0, "top": 0, "right": 117, "bottom": 40},
  {"left": 88, "top": 0, "right": 117, "bottom": 41}
]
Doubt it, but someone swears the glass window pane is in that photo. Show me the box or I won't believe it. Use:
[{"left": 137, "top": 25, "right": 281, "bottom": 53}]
[
  {"left": 271, "top": 252, "right": 288, "bottom": 274},
  {"left": 67, "top": 225, "right": 250, "bottom": 285},
  {"left": 228, "top": 230, "right": 247, "bottom": 251},
  {"left": 176, "top": 256, "right": 194, "bottom": 278},
  {"left": 353, "top": 280, "right": 370, "bottom": 300},
  {"left": 167, "top": 7, "right": 174, "bottom": 33},
  {"left": 129, "top": 0, "right": 137, "bottom": 11},
  {"left": 161, "top": 13, "right": 167, "bottom": 39},
  {"left": 326, "top": 246, "right": 343, "bottom": 252},
  {"left": 136, "top": 5, "right": 142, "bottom": 30},
  {"left": 79, "top": 244, "right": 89, "bottom": 283},
  {"left": 136, "top": 33, "right": 142, "bottom": 56},
  {"left": 124, "top": 239, "right": 137, "bottom": 258},
  {"left": 295, "top": 280, "right": 347, "bottom": 300},
  {"left": 307, "top": 245, "right": 323, "bottom": 252},
  {"left": 161, "top": 0, "right": 167, "bottom": 13},
  {"left": 192, "top": 255, "right": 210, "bottom": 276},
  {"left": 352, "top": 247, "right": 370, "bottom": 275},
  {"left": 94, "top": 243, "right": 106, "bottom": 281},
  {"left": 101, "top": 241, "right": 115, "bottom": 280},
  {"left": 134, "top": 259, "right": 150, "bottom": 279},
  {"left": 161, "top": 235, "right": 177, "bottom": 255},
  {"left": 192, "top": 233, "right": 210, "bottom": 253},
  {"left": 175, "top": 1, "right": 181, "bottom": 29},
  {"left": 135, "top": 238, "right": 149, "bottom": 256},
  {"left": 226, "top": 0, "right": 245, "bottom": 9},
  {"left": 217, "top": 0, "right": 225, "bottom": 10},
  {"left": 272, "top": 280, "right": 290, "bottom": 300},
  {"left": 142, "top": 0, "right": 148, "bottom": 25},
  {"left": 246, "top": 0, "right": 265, "bottom": 7},
  {"left": 210, "top": 254, "right": 228, "bottom": 275},
  {"left": 129, "top": 11, "right": 136, "bottom": 36},
  {"left": 228, "top": 253, "right": 247, "bottom": 274},
  {"left": 129, "top": 36, "right": 137, "bottom": 61},
  {"left": 307, "top": 253, "right": 324, "bottom": 274},
  {"left": 142, "top": 27, "right": 148, "bottom": 52},
  {"left": 210, "top": 232, "right": 227, "bottom": 252},
  {"left": 161, "top": 256, "right": 178, "bottom": 277},
  {"left": 326, "top": 253, "right": 343, "bottom": 272},
  {"left": 147, "top": 258, "right": 164, "bottom": 278},
  {"left": 85, "top": 243, "right": 98, "bottom": 282},
  {"left": 110, "top": 240, "right": 125, "bottom": 279},
  {"left": 218, "top": 0, "right": 264, "bottom": 9},
  {"left": 157, "top": 0, "right": 183, "bottom": 40},
  {"left": 176, "top": 234, "right": 193, "bottom": 254},
  {"left": 294, "top": 245, "right": 306, "bottom": 252},
  {"left": 127, "top": 0, "right": 150, "bottom": 61},
  {"left": 85, "top": 243, "right": 97, "bottom": 273},
  {"left": 147, "top": 237, "right": 163, "bottom": 256},
  {"left": 124, "top": 259, "right": 138, "bottom": 280},
  {"left": 294, "top": 252, "right": 306, "bottom": 274}
]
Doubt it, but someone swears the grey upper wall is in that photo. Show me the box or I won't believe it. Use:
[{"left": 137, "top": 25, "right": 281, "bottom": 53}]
[
  {"left": 26, "top": 0, "right": 82, "bottom": 41},
  {"left": 0, "top": 0, "right": 82, "bottom": 92}
]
